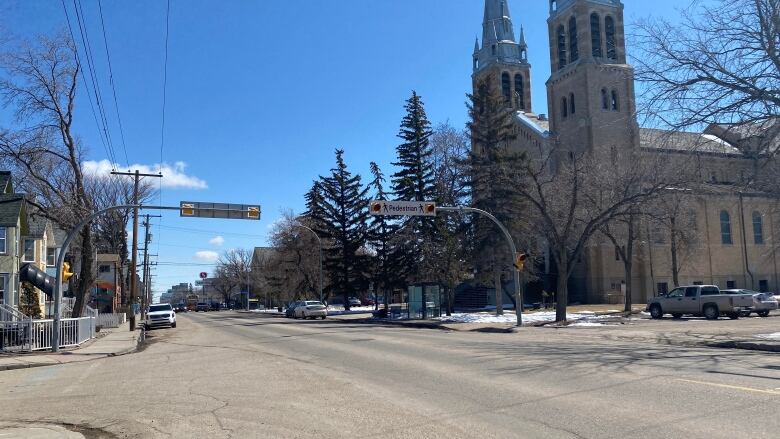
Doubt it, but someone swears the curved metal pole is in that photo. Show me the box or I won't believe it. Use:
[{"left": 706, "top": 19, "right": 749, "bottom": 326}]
[
  {"left": 294, "top": 224, "right": 324, "bottom": 304},
  {"left": 52, "top": 204, "right": 182, "bottom": 352},
  {"left": 437, "top": 206, "right": 524, "bottom": 326},
  {"left": 52, "top": 204, "right": 139, "bottom": 352}
]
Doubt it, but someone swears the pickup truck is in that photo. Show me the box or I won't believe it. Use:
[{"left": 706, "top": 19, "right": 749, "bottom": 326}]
[{"left": 646, "top": 285, "right": 753, "bottom": 320}]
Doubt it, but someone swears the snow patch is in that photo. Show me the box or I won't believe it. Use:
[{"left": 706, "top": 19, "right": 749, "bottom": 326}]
[
  {"left": 755, "top": 332, "right": 780, "bottom": 340},
  {"left": 438, "top": 311, "right": 614, "bottom": 325},
  {"left": 569, "top": 322, "right": 606, "bottom": 327}
]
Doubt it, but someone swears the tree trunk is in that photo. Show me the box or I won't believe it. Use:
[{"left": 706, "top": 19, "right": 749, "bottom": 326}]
[
  {"left": 555, "top": 251, "right": 568, "bottom": 323},
  {"left": 72, "top": 227, "right": 95, "bottom": 318},
  {"left": 624, "top": 218, "right": 635, "bottom": 313},
  {"left": 670, "top": 217, "right": 680, "bottom": 287},
  {"left": 494, "top": 267, "right": 503, "bottom": 316}
]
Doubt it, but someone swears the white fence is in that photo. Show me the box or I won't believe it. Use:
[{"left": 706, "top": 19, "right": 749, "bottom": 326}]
[
  {"left": 96, "top": 313, "right": 126, "bottom": 328},
  {"left": 1, "top": 316, "right": 96, "bottom": 352}
]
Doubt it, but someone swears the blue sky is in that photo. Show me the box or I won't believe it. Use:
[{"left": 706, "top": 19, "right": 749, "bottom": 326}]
[{"left": 1, "top": 0, "right": 694, "bottom": 299}]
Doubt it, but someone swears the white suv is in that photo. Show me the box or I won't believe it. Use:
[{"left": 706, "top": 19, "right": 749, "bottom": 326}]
[{"left": 146, "top": 303, "right": 177, "bottom": 329}]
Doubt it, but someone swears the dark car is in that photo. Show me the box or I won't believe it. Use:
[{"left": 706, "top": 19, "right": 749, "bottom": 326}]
[
  {"left": 196, "top": 302, "right": 209, "bottom": 312},
  {"left": 210, "top": 302, "right": 221, "bottom": 311},
  {"left": 361, "top": 298, "right": 375, "bottom": 306},
  {"left": 285, "top": 301, "right": 301, "bottom": 318}
]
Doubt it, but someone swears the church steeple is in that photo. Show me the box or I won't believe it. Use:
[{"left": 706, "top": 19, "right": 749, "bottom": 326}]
[{"left": 473, "top": 0, "right": 532, "bottom": 112}]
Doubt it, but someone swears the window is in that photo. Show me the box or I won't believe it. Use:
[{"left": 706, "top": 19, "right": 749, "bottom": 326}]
[
  {"left": 601, "top": 89, "right": 609, "bottom": 110},
  {"left": 753, "top": 211, "right": 764, "bottom": 244},
  {"left": 591, "top": 13, "right": 602, "bottom": 57},
  {"left": 99, "top": 265, "right": 111, "bottom": 273},
  {"left": 0, "top": 273, "right": 6, "bottom": 306},
  {"left": 759, "top": 280, "right": 769, "bottom": 293},
  {"left": 0, "top": 227, "right": 6, "bottom": 254},
  {"left": 550, "top": 0, "right": 557, "bottom": 12},
  {"left": 657, "top": 283, "right": 669, "bottom": 296},
  {"left": 726, "top": 280, "right": 736, "bottom": 289},
  {"left": 557, "top": 25, "right": 567, "bottom": 69},
  {"left": 685, "top": 287, "right": 698, "bottom": 297},
  {"left": 569, "top": 93, "right": 576, "bottom": 114},
  {"left": 605, "top": 16, "right": 616, "bottom": 59},
  {"left": 667, "top": 288, "right": 684, "bottom": 298},
  {"left": 562, "top": 97, "right": 568, "bottom": 118},
  {"left": 720, "top": 210, "right": 733, "bottom": 245},
  {"left": 701, "top": 286, "right": 719, "bottom": 296},
  {"left": 514, "top": 74, "right": 525, "bottom": 109},
  {"left": 46, "top": 248, "right": 55, "bottom": 266},
  {"left": 501, "top": 72, "right": 511, "bottom": 103},
  {"left": 615, "top": 246, "right": 621, "bottom": 261},
  {"left": 568, "top": 16, "right": 579, "bottom": 62},
  {"left": 22, "top": 239, "right": 35, "bottom": 262},
  {"left": 611, "top": 90, "right": 619, "bottom": 111}
]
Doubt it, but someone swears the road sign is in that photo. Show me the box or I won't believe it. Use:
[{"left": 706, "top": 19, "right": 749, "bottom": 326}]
[
  {"left": 180, "top": 201, "right": 262, "bottom": 220},
  {"left": 200, "top": 272, "right": 208, "bottom": 279},
  {"left": 369, "top": 200, "right": 436, "bottom": 217}
]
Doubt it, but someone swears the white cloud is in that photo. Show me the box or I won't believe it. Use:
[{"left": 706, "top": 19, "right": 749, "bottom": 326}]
[
  {"left": 193, "top": 251, "right": 219, "bottom": 263},
  {"left": 83, "top": 159, "right": 208, "bottom": 189},
  {"left": 208, "top": 236, "right": 225, "bottom": 246}
]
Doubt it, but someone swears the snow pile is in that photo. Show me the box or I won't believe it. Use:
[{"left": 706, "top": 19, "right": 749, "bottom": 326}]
[
  {"left": 438, "top": 311, "right": 614, "bottom": 325},
  {"left": 249, "top": 309, "right": 278, "bottom": 313},
  {"left": 326, "top": 306, "right": 377, "bottom": 315},
  {"left": 569, "top": 322, "right": 606, "bottom": 327},
  {"left": 755, "top": 332, "right": 780, "bottom": 341}
]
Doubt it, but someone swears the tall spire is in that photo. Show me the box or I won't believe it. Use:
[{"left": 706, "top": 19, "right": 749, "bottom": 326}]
[{"left": 474, "top": 0, "right": 527, "bottom": 72}]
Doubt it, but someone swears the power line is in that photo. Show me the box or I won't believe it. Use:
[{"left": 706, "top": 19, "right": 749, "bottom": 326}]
[
  {"left": 72, "top": 0, "right": 118, "bottom": 165},
  {"left": 157, "top": 224, "right": 265, "bottom": 238},
  {"left": 60, "top": 0, "right": 114, "bottom": 165},
  {"left": 97, "top": 0, "right": 130, "bottom": 167}
]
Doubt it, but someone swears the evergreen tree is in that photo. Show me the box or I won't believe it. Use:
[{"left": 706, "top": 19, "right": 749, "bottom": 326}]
[
  {"left": 20, "top": 282, "right": 43, "bottom": 319},
  {"left": 302, "top": 180, "right": 325, "bottom": 229},
  {"left": 391, "top": 91, "right": 437, "bottom": 282},
  {"left": 317, "top": 149, "right": 371, "bottom": 310},
  {"left": 367, "top": 162, "right": 401, "bottom": 310},
  {"left": 466, "top": 75, "right": 526, "bottom": 314}
]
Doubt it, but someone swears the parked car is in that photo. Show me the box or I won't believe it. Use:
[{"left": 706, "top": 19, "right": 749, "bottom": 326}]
[
  {"left": 647, "top": 285, "right": 753, "bottom": 320},
  {"left": 146, "top": 303, "right": 176, "bottom": 330},
  {"left": 285, "top": 301, "right": 301, "bottom": 318},
  {"left": 294, "top": 301, "right": 328, "bottom": 319},
  {"left": 196, "top": 302, "right": 209, "bottom": 312},
  {"left": 348, "top": 297, "right": 362, "bottom": 307},
  {"left": 361, "top": 298, "right": 375, "bottom": 306},
  {"left": 723, "top": 290, "right": 778, "bottom": 317},
  {"left": 210, "top": 303, "right": 222, "bottom": 311}
]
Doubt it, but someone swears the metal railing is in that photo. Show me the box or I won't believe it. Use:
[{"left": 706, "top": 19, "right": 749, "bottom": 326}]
[
  {"left": 96, "top": 313, "right": 125, "bottom": 328},
  {"left": 1, "top": 316, "right": 95, "bottom": 352},
  {"left": 0, "top": 304, "right": 27, "bottom": 322}
]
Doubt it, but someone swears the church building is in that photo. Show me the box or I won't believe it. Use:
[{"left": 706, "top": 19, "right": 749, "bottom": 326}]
[{"left": 472, "top": 0, "right": 780, "bottom": 304}]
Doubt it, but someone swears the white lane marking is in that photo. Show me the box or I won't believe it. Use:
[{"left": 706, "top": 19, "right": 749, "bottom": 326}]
[{"left": 677, "top": 379, "right": 780, "bottom": 396}]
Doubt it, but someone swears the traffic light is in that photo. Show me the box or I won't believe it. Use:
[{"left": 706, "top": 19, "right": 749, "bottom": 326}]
[
  {"left": 514, "top": 253, "right": 528, "bottom": 272},
  {"left": 247, "top": 206, "right": 260, "bottom": 220},
  {"left": 62, "top": 262, "right": 74, "bottom": 282},
  {"left": 180, "top": 203, "right": 195, "bottom": 216}
]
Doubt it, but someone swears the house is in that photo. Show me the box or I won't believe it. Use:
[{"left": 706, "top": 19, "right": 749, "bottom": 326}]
[
  {"left": 93, "top": 254, "right": 122, "bottom": 313},
  {"left": 0, "top": 171, "right": 27, "bottom": 309},
  {"left": 23, "top": 211, "right": 54, "bottom": 316}
]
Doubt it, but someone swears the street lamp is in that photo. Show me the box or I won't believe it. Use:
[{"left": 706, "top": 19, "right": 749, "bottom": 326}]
[{"left": 294, "top": 224, "right": 324, "bottom": 304}]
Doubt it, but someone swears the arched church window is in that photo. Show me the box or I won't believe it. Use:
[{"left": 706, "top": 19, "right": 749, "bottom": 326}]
[
  {"left": 502, "top": 72, "right": 511, "bottom": 103},
  {"left": 557, "top": 25, "right": 567, "bottom": 69},
  {"left": 605, "top": 16, "right": 617, "bottom": 59},
  {"left": 514, "top": 74, "right": 525, "bottom": 109},
  {"left": 720, "top": 211, "right": 733, "bottom": 245},
  {"left": 611, "top": 90, "right": 619, "bottom": 111},
  {"left": 601, "top": 89, "right": 609, "bottom": 109},
  {"left": 551, "top": 1, "right": 558, "bottom": 12},
  {"left": 569, "top": 93, "right": 576, "bottom": 114},
  {"left": 753, "top": 211, "right": 764, "bottom": 245},
  {"left": 569, "top": 17, "right": 579, "bottom": 62},
  {"left": 562, "top": 97, "right": 568, "bottom": 118},
  {"left": 591, "top": 13, "right": 602, "bottom": 57}
]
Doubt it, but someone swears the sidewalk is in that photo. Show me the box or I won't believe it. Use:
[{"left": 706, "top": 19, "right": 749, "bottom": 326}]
[{"left": 0, "top": 322, "right": 141, "bottom": 371}]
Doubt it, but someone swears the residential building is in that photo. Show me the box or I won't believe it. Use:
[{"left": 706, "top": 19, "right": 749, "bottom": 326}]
[
  {"left": 0, "top": 171, "right": 26, "bottom": 309},
  {"left": 93, "top": 254, "right": 122, "bottom": 313}
]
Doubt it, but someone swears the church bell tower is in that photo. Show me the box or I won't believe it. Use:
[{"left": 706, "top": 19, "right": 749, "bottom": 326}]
[
  {"left": 545, "top": 0, "right": 639, "bottom": 154},
  {"left": 473, "top": 0, "right": 532, "bottom": 112}
]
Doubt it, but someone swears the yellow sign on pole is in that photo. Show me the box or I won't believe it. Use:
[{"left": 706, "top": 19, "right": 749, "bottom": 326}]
[
  {"left": 181, "top": 203, "right": 195, "bottom": 216},
  {"left": 247, "top": 206, "right": 260, "bottom": 220}
]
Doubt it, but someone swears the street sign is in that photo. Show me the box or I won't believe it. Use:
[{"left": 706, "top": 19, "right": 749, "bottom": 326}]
[
  {"left": 180, "top": 201, "right": 262, "bottom": 220},
  {"left": 369, "top": 200, "right": 436, "bottom": 217},
  {"left": 200, "top": 272, "right": 208, "bottom": 279}
]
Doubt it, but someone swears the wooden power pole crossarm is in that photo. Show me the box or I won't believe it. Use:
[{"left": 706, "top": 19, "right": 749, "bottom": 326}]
[{"left": 111, "top": 170, "right": 162, "bottom": 330}]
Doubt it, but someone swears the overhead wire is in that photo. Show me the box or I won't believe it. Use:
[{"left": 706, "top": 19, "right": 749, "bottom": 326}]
[
  {"left": 156, "top": 0, "right": 172, "bottom": 292},
  {"left": 97, "top": 0, "right": 130, "bottom": 168}
]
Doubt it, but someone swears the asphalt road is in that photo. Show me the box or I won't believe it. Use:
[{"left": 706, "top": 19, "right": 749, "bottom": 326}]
[{"left": 0, "top": 311, "right": 778, "bottom": 438}]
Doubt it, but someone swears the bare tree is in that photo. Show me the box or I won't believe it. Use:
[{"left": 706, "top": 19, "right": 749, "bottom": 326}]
[
  {"left": 513, "top": 144, "right": 676, "bottom": 322},
  {"left": 600, "top": 211, "right": 641, "bottom": 313},
  {"left": 647, "top": 190, "right": 700, "bottom": 287},
  {"left": 214, "top": 248, "right": 253, "bottom": 307},
  {"left": 266, "top": 211, "right": 321, "bottom": 303},
  {"left": 0, "top": 35, "right": 95, "bottom": 317}
]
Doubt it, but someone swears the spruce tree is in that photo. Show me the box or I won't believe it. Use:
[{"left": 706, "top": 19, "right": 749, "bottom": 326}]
[
  {"left": 303, "top": 180, "right": 325, "bottom": 230},
  {"left": 466, "top": 75, "right": 526, "bottom": 314},
  {"left": 317, "top": 149, "right": 371, "bottom": 310},
  {"left": 391, "top": 91, "right": 437, "bottom": 282},
  {"left": 367, "top": 162, "right": 401, "bottom": 310},
  {"left": 20, "top": 282, "right": 43, "bottom": 319}
]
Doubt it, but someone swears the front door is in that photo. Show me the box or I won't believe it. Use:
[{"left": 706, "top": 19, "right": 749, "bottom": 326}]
[
  {"left": 682, "top": 287, "right": 700, "bottom": 314},
  {"left": 661, "top": 287, "right": 685, "bottom": 313}
]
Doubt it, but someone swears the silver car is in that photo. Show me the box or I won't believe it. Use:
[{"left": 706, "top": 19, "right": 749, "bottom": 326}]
[
  {"left": 724, "top": 290, "right": 778, "bottom": 317},
  {"left": 294, "top": 301, "right": 328, "bottom": 319}
]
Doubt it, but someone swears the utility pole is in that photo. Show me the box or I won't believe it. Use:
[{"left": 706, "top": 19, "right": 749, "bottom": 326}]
[
  {"left": 140, "top": 214, "right": 161, "bottom": 321},
  {"left": 111, "top": 170, "right": 162, "bottom": 330}
]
